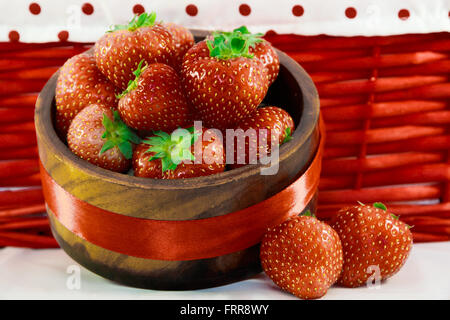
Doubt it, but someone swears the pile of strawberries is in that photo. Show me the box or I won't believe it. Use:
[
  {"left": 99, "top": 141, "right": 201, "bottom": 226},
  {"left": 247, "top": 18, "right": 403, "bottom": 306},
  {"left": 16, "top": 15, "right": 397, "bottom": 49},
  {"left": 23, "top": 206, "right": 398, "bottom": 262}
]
[
  {"left": 260, "top": 202, "right": 413, "bottom": 299},
  {"left": 55, "top": 12, "right": 293, "bottom": 178}
]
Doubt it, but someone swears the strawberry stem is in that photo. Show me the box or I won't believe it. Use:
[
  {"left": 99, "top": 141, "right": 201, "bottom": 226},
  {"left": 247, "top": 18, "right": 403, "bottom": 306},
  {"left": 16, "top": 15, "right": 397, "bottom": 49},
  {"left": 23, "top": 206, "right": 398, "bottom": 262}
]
[
  {"left": 206, "top": 26, "right": 263, "bottom": 60},
  {"left": 143, "top": 127, "right": 198, "bottom": 173},
  {"left": 373, "top": 202, "right": 387, "bottom": 211},
  {"left": 282, "top": 127, "right": 293, "bottom": 144},
  {"left": 108, "top": 12, "right": 157, "bottom": 33},
  {"left": 370, "top": 202, "right": 413, "bottom": 228},
  {"left": 391, "top": 213, "right": 400, "bottom": 220},
  {"left": 232, "top": 26, "right": 264, "bottom": 47},
  {"left": 302, "top": 210, "right": 316, "bottom": 218},
  {"left": 117, "top": 60, "right": 147, "bottom": 99},
  {"left": 100, "top": 111, "right": 141, "bottom": 159},
  {"left": 389, "top": 212, "right": 413, "bottom": 228}
]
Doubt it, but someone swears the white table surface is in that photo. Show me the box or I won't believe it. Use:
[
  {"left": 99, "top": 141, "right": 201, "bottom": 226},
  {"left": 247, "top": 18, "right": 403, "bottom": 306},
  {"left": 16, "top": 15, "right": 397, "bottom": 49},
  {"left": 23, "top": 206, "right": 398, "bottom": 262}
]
[{"left": 0, "top": 241, "right": 449, "bottom": 300}]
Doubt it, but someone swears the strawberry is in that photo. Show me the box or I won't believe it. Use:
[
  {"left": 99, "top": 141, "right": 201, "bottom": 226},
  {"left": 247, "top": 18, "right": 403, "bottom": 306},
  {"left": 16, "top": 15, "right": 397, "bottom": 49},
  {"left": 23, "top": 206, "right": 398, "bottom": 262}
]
[
  {"left": 181, "top": 31, "right": 269, "bottom": 130},
  {"left": 260, "top": 211, "right": 343, "bottom": 299},
  {"left": 250, "top": 40, "right": 280, "bottom": 87},
  {"left": 117, "top": 61, "right": 190, "bottom": 133},
  {"left": 233, "top": 26, "right": 280, "bottom": 86},
  {"left": 228, "top": 106, "right": 294, "bottom": 169},
  {"left": 55, "top": 52, "right": 119, "bottom": 138},
  {"left": 163, "top": 22, "right": 195, "bottom": 70},
  {"left": 67, "top": 104, "right": 140, "bottom": 173},
  {"left": 330, "top": 202, "right": 413, "bottom": 288},
  {"left": 94, "top": 12, "right": 177, "bottom": 89},
  {"left": 133, "top": 127, "right": 225, "bottom": 179}
]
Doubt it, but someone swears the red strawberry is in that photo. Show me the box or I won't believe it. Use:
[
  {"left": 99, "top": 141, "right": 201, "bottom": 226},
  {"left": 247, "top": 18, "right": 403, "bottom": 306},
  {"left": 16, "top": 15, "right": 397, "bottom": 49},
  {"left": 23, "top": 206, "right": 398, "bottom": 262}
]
[
  {"left": 55, "top": 52, "right": 119, "bottom": 138},
  {"left": 181, "top": 32, "right": 269, "bottom": 130},
  {"left": 133, "top": 127, "right": 225, "bottom": 179},
  {"left": 233, "top": 26, "right": 280, "bottom": 86},
  {"left": 330, "top": 202, "right": 413, "bottom": 288},
  {"left": 228, "top": 106, "right": 294, "bottom": 169},
  {"left": 250, "top": 40, "right": 279, "bottom": 86},
  {"left": 67, "top": 104, "right": 140, "bottom": 173},
  {"left": 94, "top": 12, "right": 177, "bottom": 89},
  {"left": 260, "top": 211, "right": 343, "bottom": 299},
  {"left": 117, "top": 61, "right": 190, "bottom": 133},
  {"left": 164, "top": 22, "right": 195, "bottom": 70}
]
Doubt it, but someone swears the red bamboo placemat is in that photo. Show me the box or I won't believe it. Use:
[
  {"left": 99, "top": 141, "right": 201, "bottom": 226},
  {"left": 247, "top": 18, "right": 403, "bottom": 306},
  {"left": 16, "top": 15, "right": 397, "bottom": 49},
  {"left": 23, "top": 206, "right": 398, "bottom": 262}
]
[{"left": 0, "top": 32, "right": 449, "bottom": 248}]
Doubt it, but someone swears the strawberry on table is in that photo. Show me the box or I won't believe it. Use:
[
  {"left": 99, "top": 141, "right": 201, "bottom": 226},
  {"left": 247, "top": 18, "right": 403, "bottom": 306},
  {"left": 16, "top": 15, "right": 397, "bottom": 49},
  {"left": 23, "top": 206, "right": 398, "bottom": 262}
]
[
  {"left": 55, "top": 52, "right": 119, "bottom": 138},
  {"left": 133, "top": 127, "right": 225, "bottom": 179},
  {"left": 233, "top": 26, "right": 280, "bottom": 86},
  {"left": 94, "top": 12, "right": 177, "bottom": 89},
  {"left": 181, "top": 30, "right": 269, "bottom": 130},
  {"left": 67, "top": 104, "right": 140, "bottom": 173},
  {"left": 228, "top": 106, "right": 294, "bottom": 169},
  {"left": 117, "top": 61, "right": 190, "bottom": 133},
  {"left": 163, "top": 22, "right": 195, "bottom": 70},
  {"left": 330, "top": 202, "right": 413, "bottom": 288},
  {"left": 260, "top": 211, "right": 343, "bottom": 300}
]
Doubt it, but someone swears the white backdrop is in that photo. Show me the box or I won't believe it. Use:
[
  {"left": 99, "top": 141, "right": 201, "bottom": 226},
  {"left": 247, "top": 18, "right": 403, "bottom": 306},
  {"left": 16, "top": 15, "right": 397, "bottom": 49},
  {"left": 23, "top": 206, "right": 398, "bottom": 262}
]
[
  {"left": 1, "top": 242, "right": 449, "bottom": 299},
  {"left": 0, "top": 0, "right": 449, "bottom": 42}
]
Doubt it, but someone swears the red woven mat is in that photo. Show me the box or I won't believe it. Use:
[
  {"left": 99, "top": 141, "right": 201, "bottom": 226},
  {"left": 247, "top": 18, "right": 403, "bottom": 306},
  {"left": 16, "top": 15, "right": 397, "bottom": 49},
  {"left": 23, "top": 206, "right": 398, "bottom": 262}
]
[{"left": 0, "top": 32, "right": 449, "bottom": 247}]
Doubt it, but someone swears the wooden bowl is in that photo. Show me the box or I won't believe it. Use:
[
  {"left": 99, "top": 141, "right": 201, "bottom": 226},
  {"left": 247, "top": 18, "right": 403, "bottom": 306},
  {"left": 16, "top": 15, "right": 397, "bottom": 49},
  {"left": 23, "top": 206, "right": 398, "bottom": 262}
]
[{"left": 35, "top": 31, "right": 320, "bottom": 290}]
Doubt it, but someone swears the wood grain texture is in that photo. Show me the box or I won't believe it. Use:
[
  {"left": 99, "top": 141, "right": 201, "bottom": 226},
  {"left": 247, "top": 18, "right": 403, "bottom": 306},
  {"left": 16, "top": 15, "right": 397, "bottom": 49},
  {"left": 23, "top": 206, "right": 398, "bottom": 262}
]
[
  {"left": 35, "top": 31, "right": 321, "bottom": 289},
  {"left": 48, "top": 193, "right": 318, "bottom": 290}
]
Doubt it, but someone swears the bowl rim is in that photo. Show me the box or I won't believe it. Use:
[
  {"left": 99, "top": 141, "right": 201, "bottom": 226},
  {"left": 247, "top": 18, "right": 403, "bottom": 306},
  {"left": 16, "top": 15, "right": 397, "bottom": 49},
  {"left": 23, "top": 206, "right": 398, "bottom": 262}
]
[{"left": 35, "top": 33, "right": 320, "bottom": 191}]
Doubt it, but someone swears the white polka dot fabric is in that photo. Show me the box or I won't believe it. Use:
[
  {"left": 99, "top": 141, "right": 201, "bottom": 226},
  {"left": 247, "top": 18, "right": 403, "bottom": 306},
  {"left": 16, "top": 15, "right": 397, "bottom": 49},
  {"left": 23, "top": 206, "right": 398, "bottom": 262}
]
[{"left": 0, "top": 0, "right": 449, "bottom": 42}]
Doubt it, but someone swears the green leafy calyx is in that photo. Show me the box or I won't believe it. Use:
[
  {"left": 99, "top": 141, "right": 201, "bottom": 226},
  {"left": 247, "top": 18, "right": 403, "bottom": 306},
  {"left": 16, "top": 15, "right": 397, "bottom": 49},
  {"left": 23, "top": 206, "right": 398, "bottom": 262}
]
[
  {"left": 108, "top": 12, "right": 157, "bottom": 33},
  {"left": 100, "top": 111, "right": 141, "bottom": 159},
  {"left": 302, "top": 210, "right": 316, "bottom": 218},
  {"left": 373, "top": 202, "right": 387, "bottom": 211},
  {"left": 143, "top": 127, "right": 199, "bottom": 173},
  {"left": 232, "top": 26, "right": 264, "bottom": 47},
  {"left": 372, "top": 202, "right": 411, "bottom": 227},
  {"left": 117, "top": 59, "right": 147, "bottom": 99},
  {"left": 206, "top": 25, "right": 263, "bottom": 60},
  {"left": 282, "top": 127, "right": 293, "bottom": 144}
]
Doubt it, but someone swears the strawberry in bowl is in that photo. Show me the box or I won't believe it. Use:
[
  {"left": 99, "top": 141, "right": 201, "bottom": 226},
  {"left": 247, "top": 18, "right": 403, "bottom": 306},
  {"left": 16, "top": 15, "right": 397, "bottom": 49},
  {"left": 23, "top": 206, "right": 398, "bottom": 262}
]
[
  {"left": 94, "top": 12, "right": 178, "bottom": 89},
  {"left": 228, "top": 106, "right": 294, "bottom": 169},
  {"left": 181, "top": 30, "right": 269, "bottom": 130},
  {"left": 55, "top": 52, "right": 119, "bottom": 138},
  {"left": 67, "top": 103, "right": 140, "bottom": 173},
  {"left": 133, "top": 127, "right": 225, "bottom": 179},
  {"left": 227, "top": 26, "right": 280, "bottom": 86},
  {"left": 117, "top": 60, "right": 190, "bottom": 133},
  {"left": 163, "top": 22, "right": 195, "bottom": 70}
]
